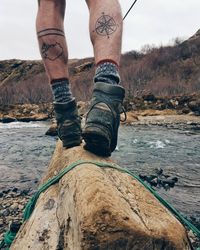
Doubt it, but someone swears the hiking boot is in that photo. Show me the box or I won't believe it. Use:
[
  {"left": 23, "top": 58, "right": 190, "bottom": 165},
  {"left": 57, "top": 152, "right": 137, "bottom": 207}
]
[
  {"left": 82, "top": 82, "right": 125, "bottom": 156},
  {"left": 53, "top": 99, "right": 82, "bottom": 148}
]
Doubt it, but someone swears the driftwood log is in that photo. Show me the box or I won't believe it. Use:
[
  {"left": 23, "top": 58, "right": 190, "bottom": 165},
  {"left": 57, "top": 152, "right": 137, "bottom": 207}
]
[{"left": 11, "top": 140, "right": 191, "bottom": 250}]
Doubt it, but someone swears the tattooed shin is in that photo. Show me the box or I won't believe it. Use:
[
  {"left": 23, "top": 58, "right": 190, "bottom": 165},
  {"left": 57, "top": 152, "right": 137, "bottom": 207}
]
[
  {"left": 37, "top": 28, "right": 65, "bottom": 61},
  {"left": 94, "top": 12, "right": 117, "bottom": 38}
]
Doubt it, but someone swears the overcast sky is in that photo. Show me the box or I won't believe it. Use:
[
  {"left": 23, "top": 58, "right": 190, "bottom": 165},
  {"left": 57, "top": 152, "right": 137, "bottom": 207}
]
[{"left": 0, "top": 0, "right": 199, "bottom": 60}]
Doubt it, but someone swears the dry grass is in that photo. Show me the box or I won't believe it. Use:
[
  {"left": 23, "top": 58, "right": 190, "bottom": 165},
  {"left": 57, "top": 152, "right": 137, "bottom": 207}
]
[{"left": 0, "top": 35, "right": 200, "bottom": 105}]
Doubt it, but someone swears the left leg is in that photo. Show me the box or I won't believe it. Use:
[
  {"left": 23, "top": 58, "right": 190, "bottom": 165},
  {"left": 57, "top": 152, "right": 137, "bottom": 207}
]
[
  {"left": 36, "top": 0, "right": 69, "bottom": 80},
  {"left": 36, "top": 0, "right": 81, "bottom": 148}
]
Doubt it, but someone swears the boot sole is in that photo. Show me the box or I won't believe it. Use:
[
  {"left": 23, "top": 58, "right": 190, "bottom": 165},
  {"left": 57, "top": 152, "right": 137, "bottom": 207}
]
[
  {"left": 62, "top": 135, "right": 81, "bottom": 148},
  {"left": 82, "top": 126, "right": 111, "bottom": 157}
]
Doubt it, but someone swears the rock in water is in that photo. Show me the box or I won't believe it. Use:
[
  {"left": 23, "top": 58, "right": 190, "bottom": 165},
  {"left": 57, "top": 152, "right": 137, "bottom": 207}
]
[
  {"left": 45, "top": 123, "right": 58, "bottom": 136},
  {"left": 1, "top": 116, "right": 17, "bottom": 123}
]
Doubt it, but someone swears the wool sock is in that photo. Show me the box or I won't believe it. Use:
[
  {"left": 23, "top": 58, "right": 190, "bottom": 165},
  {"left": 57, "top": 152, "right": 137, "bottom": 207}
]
[
  {"left": 51, "top": 78, "right": 73, "bottom": 103},
  {"left": 94, "top": 60, "right": 121, "bottom": 85}
]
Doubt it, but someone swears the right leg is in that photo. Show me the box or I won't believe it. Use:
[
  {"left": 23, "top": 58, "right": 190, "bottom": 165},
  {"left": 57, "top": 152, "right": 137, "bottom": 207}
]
[
  {"left": 82, "top": 0, "right": 125, "bottom": 156},
  {"left": 36, "top": 0, "right": 81, "bottom": 148},
  {"left": 87, "top": 0, "right": 123, "bottom": 66}
]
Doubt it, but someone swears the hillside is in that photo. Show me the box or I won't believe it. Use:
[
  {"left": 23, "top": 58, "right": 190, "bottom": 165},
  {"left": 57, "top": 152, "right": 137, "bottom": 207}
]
[{"left": 0, "top": 29, "right": 200, "bottom": 105}]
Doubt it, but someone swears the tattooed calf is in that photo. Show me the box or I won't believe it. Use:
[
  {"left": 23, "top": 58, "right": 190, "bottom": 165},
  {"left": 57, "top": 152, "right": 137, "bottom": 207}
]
[
  {"left": 37, "top": 28, "right": 65, "bottom": 38},
  {"left": 41, "top": 42, "right": 63, "bottom": 61},
  {"left": 94, "top": 12, "right": 117, "bottom": 38}
]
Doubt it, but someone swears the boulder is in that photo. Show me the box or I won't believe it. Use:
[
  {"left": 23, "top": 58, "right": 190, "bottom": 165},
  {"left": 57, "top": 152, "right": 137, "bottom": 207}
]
[
  {"left": 77, "top": 101, "right": 90, "bottom": 117},
  {"left": 142, "top": 93, "right": 157, "bottom": 102},
  {"left": 45, "top": 123, "right": 58, "bottom": 136},
  {"left": 17, "top": 114, "right": 49, "bottom": 122},
  {"left": 121, "top": 111, "right": 138, "bottom": 124},
  {"left": 74, "top": 61, "right": 94, "bottom": 73},
  {"left": 11, "top": 142, "right": 191, "bottom": 249},
  {"left": 139, "top": 109, "right": 178, "bottom": 116},
  {"left": 188, "top": 100, "right": 200, "bottom": 114},
  {"left": 1, "top": 116, "right": 17, "bottom": 123}
]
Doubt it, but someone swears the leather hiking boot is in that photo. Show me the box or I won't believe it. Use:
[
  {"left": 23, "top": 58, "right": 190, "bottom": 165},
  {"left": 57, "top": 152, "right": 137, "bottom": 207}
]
[
  {"left": 53, "top": 99, "right": 82, "bottom": 148},
  {"left": 82, "top": 82, "right": 125, "bottom": 157}
]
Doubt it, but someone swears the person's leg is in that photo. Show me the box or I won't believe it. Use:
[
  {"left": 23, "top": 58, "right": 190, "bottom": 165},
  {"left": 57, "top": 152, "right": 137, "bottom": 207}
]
[
  {"left": 87, "top": 0, "right": 122, "bottom": 65},
  {"left": 36, "top": 0, "right": 81, "bottom": 148},
  {"left": 36, "top": 0, "right": 68, "bottom": 80},
  {"left": 83, "top": 0, "right": 125, "bottom": 156}
]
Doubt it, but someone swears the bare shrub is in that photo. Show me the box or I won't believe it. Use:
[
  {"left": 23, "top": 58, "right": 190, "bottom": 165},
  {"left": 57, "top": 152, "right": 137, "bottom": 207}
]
[
  {"left": 1, "top": 35, "right": 200, "bottom": 105},
  {"left": 0, "top": 73, "right": 51, "bottom": 105},
  {"left": 121, "top": 37, "right": 200, "bottom": 98}
]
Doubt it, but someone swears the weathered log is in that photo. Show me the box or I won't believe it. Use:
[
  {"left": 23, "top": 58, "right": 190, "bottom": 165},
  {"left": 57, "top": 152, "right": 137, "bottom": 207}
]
[{"left": 11, "top": 140, "right": 191, "bottom": 250}]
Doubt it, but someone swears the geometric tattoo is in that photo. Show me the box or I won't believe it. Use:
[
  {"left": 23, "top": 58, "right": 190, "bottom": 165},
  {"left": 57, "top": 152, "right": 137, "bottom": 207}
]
[
  {"left": 37, "top": 28, "right": 65, "bottom": 38},
  {"left": 94, "top": 12, "right": 117, "bottom": 38},
  {"left": 41, "top": 42, "right": 63, "bottom": 61}
]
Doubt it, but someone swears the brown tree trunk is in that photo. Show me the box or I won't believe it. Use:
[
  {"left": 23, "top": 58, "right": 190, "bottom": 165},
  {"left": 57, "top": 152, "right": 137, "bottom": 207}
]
[{"left": 11, "top": 140, "right": 191, "bottom": 250}]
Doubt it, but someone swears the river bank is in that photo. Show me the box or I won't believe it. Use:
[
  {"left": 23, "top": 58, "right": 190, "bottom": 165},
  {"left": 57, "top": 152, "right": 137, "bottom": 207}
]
[
  {"left": 0, "top": 92, "right": 200, "bottom": 124},
  {"left": 0, "top": 110, "right": 200, "bottom": 248},
  {"left": 124, "top": 110, "right": 200, "bottom": 130},
  {"left": 44, "top": 109, "right": 200, "bottom": 136}
]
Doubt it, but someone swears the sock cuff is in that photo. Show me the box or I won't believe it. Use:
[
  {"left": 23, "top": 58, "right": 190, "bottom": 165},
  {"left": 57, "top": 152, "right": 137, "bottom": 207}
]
[
  {"left": 51, "top": 78, "right": 69, "bottom": 85},
  {"left": 94, "top": 60, "right": 121, "bottom": 85},
  {"left": 96, "top": 59, "right": 119, "bottom": 68},
  {"left": 50, "top": 78, "right": 73, "bottom": 103}
]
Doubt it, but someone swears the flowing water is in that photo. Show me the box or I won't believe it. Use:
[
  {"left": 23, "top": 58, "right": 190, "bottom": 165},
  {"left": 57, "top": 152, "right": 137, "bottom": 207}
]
[{"left": 0, "top": 121, "right": 199, "bottom": 221}]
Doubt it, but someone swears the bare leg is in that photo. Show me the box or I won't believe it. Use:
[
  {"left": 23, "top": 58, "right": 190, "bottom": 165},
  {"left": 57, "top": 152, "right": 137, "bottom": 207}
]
[
  {"left": 36, "top": 0, "right": 81, "bottom": 148},
  {"left": 86, "top": 0, "right": 123, "bottom": 65},
  {"left": 36, "top": 0, "right": 68, "bottom": 81},
  {"left": 83, "top": 0, "right": 124, "bottom": 156}
]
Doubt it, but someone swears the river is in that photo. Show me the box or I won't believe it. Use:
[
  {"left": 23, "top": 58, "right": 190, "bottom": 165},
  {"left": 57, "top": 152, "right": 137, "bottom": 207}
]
[{"left": 0, "top": 121, "right": 199, "bottom": 222}]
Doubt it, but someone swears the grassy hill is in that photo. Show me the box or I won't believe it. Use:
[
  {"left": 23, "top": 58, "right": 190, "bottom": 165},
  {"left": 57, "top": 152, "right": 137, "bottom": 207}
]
[{"left": 0, "top": 29, "right": 200, "bottom": 105}]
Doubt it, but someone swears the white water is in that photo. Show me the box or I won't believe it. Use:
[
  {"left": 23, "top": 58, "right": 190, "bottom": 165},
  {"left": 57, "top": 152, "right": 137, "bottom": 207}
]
[{"left": 0, "top": 121, "right": 49, "bottom": 129}]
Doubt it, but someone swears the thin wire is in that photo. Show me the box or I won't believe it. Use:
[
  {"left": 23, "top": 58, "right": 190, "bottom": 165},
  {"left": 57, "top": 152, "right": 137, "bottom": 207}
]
[{"left": 123, "top": 0, "right": 139, "bottom": 20}]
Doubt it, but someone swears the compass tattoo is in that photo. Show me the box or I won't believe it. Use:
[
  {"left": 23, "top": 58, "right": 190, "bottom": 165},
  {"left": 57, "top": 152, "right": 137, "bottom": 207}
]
[{"left": 94, "top": 12, "right": 117, "bottom": 38}]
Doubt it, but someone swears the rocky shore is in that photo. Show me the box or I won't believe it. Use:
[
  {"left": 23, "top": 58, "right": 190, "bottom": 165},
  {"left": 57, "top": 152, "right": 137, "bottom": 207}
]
[
  {"left": 0, "top": 103, "right": 52, "bottom": 123},
  {"left": 0, "top": 92, "right": 200, "bottom": 124},
  {"left": 0, "top": 188, "right": 32, "bottom": 246},
  {"left": 123, "top": 110, "right": 200, "bottom": 131},
  {"left": 1, "top": 103, "right": 200, "bottom": 142},
  {"left": 124, "top": 92, "right": 200, "bottom": 115}
]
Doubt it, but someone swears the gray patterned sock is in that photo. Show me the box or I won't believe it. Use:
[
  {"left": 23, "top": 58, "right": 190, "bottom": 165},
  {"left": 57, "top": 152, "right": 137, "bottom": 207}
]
[
  {"left": 51, "top": 78, "right": 73, "bottom": 103},
  {"left": 94, "top": 62, "right": 121, "bottom": 85}
]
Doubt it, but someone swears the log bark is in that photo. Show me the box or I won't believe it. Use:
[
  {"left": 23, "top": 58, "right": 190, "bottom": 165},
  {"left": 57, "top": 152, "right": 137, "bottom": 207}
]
[{"left": 11, "top": 140, "right": 191, "bottom": 250}]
